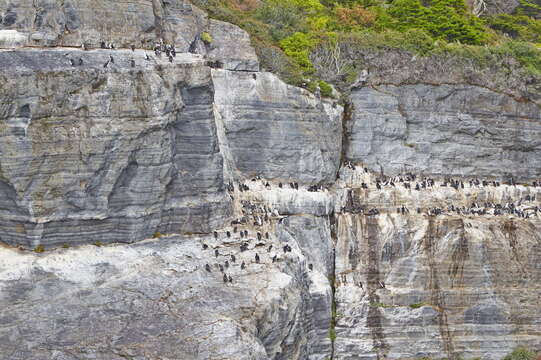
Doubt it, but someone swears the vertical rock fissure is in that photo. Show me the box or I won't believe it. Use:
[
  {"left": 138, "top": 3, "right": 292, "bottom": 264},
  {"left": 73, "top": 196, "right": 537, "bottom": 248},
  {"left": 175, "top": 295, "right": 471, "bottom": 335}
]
[
  {"left": 338, "top": 100, "right": 353, "bottom": 177},
  {"left": 448, "top": 220, "right": 469, "bottom": 289},
  {"left": 329, "top": 212, "right": 338, "bottom": 360},
  {"left": 425, "top": 219, "right": 455, "bottom": 359},
  {"left": 364, "top": 216, "right": 389, "bottom": 359},
  {"left": 503, "top": 220, "right": 527, "bottom": 276}
]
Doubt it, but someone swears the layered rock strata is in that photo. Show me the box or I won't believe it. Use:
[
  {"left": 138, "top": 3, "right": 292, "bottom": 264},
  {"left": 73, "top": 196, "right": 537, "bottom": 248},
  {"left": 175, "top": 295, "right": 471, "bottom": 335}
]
[
  {"left": 213, "top": 69, "right": 342, "bottom": 184},
  {"left": 333, "top": 166, "right": 541, "bottom": 360},
  {"left": 0, "top": 0, "right": 540, "bottom": 359},
  {"left": 0, "top": 49, "right": 231, "bottom": 248},
  {"left": 346, "top": 84, "right": 541, "bottom": 181}
]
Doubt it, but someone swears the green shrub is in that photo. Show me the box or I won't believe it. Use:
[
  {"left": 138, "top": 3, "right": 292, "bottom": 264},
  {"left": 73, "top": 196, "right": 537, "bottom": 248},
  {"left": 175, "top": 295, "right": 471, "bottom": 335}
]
[
  {"left": 319, "top": 80, "right": 333, "bottom": 97},
  {"left": 193, "top": 0, "right": 541, "bottom": 93},
  {"left": 62, "top": 243, "right": 70, "bottom": 249},
  {"left": 514, "top": 0, "right": 541, "bottom": 18},
  {"left": 201, "top": 32, "right": 213, "bottom": 44},
  {"left": 34, "top": 244, "right": 45, "bottom": 253},
  {"left": 94, "top": 241, "right": 103, "bottom": 247},
  {"left": 255, "top": 42, "right": 305, "bottom": 85},
  {"left": 503, "top": 347, "right": 536, "bottom": 360},
  {"left": 499, "top": 40, "right": 541, "bottom": 76},
  {"left": 409, "top": 302, "right": 427, "bottom": 309},
  {"left": 386, "top": 0, "right": 489, "bottom": 44},
  {"left": 256, "top": 0, "right": 313, "bottom": 40},
  {"left": 328, "top": 327, "right": 337, "bottom": 341},
  {"left": 279, "top": 32, "right": 318, "bottom": 73},
  {"left": 153, "top": 232, "right": 163, "bottom": 238},
  {"left": 486, "top": 14, "right": 541, "bottom": 42}
]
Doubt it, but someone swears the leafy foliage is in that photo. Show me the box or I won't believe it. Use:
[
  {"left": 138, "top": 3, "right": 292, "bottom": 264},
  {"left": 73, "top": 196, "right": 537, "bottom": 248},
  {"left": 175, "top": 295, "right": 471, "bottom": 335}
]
[
  {"left": 279, "top": 32, "right": 318, "bottom": 73},
  {"left": 201, "top": 32, "right": 213, "bottom": 44},
  {"left": 486, "top": 14, "right": 541, "bottom": 42},
  {"left": 319, "top": 80, "right": 334, "bottom": 97},
  {"left": 384, "top": 0, "right": 489, "bottom": 44},
  {"left": 192, "top": 0, "right": 541, "bottom": 91},
  {"left": 503, "top": 347, "right": 537, "bottom": 360}
]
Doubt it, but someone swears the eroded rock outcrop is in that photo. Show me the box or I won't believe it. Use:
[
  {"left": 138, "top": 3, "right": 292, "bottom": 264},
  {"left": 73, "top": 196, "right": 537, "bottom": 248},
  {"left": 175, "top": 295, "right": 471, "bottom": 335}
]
[
  {"left": 335, "top": 213, "right": 541, "bottom": 360},
  {"left": 213, "top": 69, "right": 342, "bottom": 184},
  {"left": 347, "top": 84, "right": 541, "bottom": 180},
  {"left": 0, "top": 50, "right": 231, "bottom": 248},
  {"left": 333, "top": 166, "right": 541, "bottom": 359}
]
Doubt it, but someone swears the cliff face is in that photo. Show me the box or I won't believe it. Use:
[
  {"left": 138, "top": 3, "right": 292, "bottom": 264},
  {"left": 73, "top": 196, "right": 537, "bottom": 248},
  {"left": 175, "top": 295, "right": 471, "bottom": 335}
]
[
  {"left": 0, "top": 50, "right": 231, "bottom": 248},
  {"left": 1, "top": 1, "right": 541, "bottom": 360},
  {"left": 213, "top": 69, "right": 342, "bottom": 183},
  {"left": 335, "top": 213, "right": 541, "bottom": 360},
  {"left": 333, "top": 167, "right": 541, "bottom": 359},
  {"left": 347, "top": 84, "right": 541, "bottom": 180}
]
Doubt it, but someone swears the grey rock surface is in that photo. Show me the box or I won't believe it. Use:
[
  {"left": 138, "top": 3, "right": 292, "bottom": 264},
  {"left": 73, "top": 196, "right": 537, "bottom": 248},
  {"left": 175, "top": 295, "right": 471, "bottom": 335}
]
[
  {"left": 213, "top": 69, "right": 343, "bottom": 184},
  {"left": 334, "top": 213, "right": 541, "bottom": 360},
  {"left": 0, "top": 49, "right": 231, "bottom": 248},
  {"left": 205, "top": 19, "right": 260, "bottom": 71},
  {"left": 0, "top": 0, "right": 255, "bottom": 70},
  {"left": 331, "top": 166, "right": 541, "bottom": 360},
  {"left": 465, "top": 0, "right": 520, "bottom": 15},
  {"left": 0, "top": 1, "right": 540, "bottom": 359},
  {"left": 347, "top": 84, "right": 541, "bottom": 180},
  {"left": 0, "top": 208, "right": 334, "bottom": 360}
]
